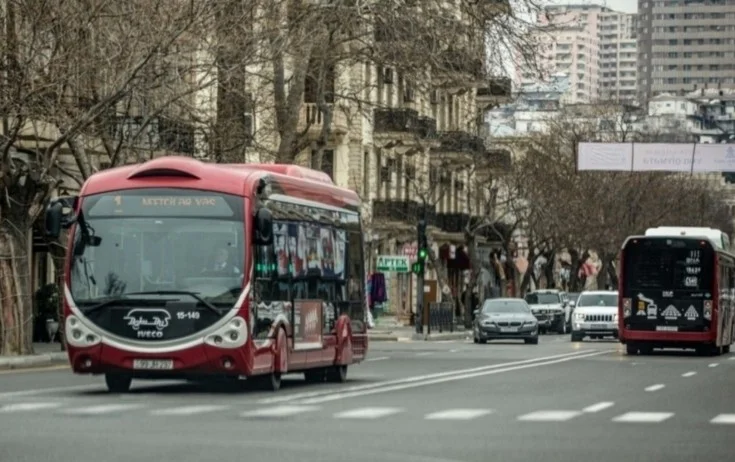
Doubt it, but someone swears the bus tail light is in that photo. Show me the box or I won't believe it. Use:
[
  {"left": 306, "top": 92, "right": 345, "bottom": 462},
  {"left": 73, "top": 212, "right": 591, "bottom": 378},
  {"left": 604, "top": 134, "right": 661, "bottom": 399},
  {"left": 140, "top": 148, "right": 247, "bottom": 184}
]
[
  {"left": 703, "top": 301, "right": 713, "bottom": 320},
  {"left": 622, "top": 298, "right": 632, "bottom": 318}
]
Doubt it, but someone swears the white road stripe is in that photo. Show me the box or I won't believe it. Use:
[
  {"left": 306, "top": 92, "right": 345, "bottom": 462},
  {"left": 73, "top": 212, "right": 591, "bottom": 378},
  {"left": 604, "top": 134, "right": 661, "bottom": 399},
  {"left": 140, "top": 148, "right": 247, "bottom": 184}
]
[
  {"left": 644, "top": 384, "right": 665, "bottom": 392},
  {"left": 682, "top": 371, "right": 697, "bottom": 377},
  {"left": 582, "top": 402, "right": 615, "bottom": 413},
  {"left": 517, "top": 411, "right": 582, "bottom": 422},
  {"left": 151, "top": 405, "right": 228, "bottom": 416},
  {"left": 62, "top": 403, "right": 145, "bottom": 415},
  {"left": 425, "top": 409, "right": 493, "bottom": 420},
  {"left": 415, "top": 352, "right": 433, "bottom": 356},
  {"left": 0, "top": 384, "right": 101, "bottom": 399},
  {"left": 0, "top": 402, "right": 64, "bottom": 413},
  {"left": 366, "top": 357, "right": 389, "bottom": 362},
  {"left": 612, "top": 412, "right": 674, "bottom": 423},
  {"left": 334, "top": 407, "right": 402, "bottom": 419},
  {"left": 241, "top": 405, "right": 319, "bottom": 418},
  {"left": 259, "top": 350, "right": 600, "bottom": 405},
  {"left": 709, "top": 363, "right": 719, "bottom": 368},
  {"left": 295, "top": 351, "right": 606, "bottom": 405},
  {"left": 711, "top": 414, "right": 735, "bottom": 424},
  {"left": 449, "top": 349, "right": 459, "bottom": 353},
  {"left": 729, "top": 356, "right": 735, "bottom": 360}
]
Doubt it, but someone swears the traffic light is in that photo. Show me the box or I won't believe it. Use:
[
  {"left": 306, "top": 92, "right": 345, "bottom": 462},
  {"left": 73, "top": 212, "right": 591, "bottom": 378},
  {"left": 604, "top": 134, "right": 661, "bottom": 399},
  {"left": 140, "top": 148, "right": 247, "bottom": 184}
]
[{"left": 412, "top": 220, "right": 428, "bottom": 275}]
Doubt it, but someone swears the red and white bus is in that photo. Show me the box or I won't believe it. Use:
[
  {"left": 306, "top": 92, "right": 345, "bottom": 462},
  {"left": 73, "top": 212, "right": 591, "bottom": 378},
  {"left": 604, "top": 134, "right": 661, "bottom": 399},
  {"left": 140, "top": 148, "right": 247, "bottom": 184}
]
[
  {"left": 618, "top": 227, "right": 735, "bottom": 356},
  {"left": 45, "top": 156, "right": 368, "bottom": 392}
]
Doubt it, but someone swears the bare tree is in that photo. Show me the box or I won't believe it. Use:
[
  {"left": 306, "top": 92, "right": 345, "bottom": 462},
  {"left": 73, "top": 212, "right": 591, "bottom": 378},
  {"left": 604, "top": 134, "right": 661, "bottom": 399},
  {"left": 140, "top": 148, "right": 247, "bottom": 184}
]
[
  {"left": 511, "top": 105, "right": 733, "bottom": 292},
  {"left": 0, "top": 0, "right": 244, "bottom": 355}
]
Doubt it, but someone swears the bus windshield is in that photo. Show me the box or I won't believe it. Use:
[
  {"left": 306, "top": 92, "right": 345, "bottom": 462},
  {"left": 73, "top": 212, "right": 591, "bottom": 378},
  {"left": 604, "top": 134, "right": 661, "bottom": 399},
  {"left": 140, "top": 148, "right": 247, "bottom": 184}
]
[
  {"left": 69, "top": 188, "right": 246, "bottom": 308},
  {"left": 624, "top": 238, "right": 713, "bottom": 292}
]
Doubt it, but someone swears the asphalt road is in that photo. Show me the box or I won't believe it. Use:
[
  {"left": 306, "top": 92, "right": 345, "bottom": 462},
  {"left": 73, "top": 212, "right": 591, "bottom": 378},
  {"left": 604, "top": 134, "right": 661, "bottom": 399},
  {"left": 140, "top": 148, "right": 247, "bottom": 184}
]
[{"left": 1, "top": 334, "right": 734, "bottom": 462}]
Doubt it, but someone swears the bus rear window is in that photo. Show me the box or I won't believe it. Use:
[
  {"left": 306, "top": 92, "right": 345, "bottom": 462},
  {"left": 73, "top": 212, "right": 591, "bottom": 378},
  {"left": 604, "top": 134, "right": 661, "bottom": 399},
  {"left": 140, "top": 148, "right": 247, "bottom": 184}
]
[{"left": 624, "top": 239, "right": 713, "bottom": 291}]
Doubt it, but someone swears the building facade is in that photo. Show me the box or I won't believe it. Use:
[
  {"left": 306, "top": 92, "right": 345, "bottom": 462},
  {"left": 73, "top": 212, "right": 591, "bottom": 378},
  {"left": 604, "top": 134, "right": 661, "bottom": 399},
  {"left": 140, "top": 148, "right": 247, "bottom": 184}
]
[{"left": 637, "top": 0, "right": 735, "bottom": 102}]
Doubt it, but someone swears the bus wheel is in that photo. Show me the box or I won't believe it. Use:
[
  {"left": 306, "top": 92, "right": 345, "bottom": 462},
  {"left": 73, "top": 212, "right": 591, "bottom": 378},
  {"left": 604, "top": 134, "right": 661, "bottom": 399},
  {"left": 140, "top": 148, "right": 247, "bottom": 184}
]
[
  {"left": 105, "top": 373, "right": 132, "bottom": 393},
  {"left": 257, "top": 372, "right": 282, "bottom": 391},
  {"left": 625, "top": 345, "right": 638, "bottom": 355},
  {"left": 327, "top": 365, "right": 348, "bottom": 383}
]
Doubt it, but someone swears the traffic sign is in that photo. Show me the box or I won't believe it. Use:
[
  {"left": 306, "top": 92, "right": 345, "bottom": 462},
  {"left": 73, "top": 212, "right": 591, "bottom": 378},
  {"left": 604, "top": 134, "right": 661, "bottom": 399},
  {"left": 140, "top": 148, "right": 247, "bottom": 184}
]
[{"left": 376, "top": 255, "right": 410, "bottom": 273}]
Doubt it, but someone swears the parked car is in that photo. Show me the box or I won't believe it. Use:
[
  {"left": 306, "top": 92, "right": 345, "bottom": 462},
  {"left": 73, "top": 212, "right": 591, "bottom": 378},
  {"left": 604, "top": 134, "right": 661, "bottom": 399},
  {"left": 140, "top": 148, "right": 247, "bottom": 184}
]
[
  {"left": 472, "top": 298, "right": 539, "bottom": 345},
  {"left": 570, "top": 290, "right": 618, "bottom": 342},
  {"left": 524, "top": 289, "right": 568, "bottom": 334}
]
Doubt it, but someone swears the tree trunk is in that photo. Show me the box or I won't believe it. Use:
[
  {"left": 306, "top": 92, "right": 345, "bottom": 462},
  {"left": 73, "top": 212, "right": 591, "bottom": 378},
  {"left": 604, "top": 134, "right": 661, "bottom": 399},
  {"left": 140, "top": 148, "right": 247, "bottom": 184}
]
[
  {"left": 464, "top": 232, "right": 479, "bottom": 328},
  {"left": 0, "top": 223, "right": 33, "bottom": 355},
  {"left": 49, "top": 233, "right": 68, "bottom": 351}
]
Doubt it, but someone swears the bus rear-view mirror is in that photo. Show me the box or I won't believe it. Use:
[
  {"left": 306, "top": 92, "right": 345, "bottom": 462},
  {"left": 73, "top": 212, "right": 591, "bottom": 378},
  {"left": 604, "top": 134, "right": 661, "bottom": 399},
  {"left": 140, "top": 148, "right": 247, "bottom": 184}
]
[{"left": 254, "top": 207, "right": 273, "bottom": 245}]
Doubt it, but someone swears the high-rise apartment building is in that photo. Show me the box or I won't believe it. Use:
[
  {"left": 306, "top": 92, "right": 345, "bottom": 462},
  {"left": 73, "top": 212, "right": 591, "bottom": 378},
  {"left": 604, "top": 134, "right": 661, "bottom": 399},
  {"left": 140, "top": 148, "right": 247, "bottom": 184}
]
[
  {"left": 637, "top": 0, "right": 735, "bottom": 103},
  {"left": 599, "top": 10, "right": 638, "bottom": 101},
  {"left": 521, "top": 4, "right": 637, "bottom": 103}
]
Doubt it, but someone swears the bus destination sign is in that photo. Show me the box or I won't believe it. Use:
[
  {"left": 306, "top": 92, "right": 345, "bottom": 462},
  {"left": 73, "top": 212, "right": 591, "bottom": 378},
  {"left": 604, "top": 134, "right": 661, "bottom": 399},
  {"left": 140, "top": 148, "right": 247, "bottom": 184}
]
[{"left": 87, "top": 191, "right": 236, "bottom": 217}]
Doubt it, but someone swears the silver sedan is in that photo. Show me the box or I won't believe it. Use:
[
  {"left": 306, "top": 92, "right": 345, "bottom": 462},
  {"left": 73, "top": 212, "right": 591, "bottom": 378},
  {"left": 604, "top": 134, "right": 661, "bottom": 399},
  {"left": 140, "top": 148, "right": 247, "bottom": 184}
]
[{"left": 472, "top": 298, "right": 539, "bottom": 345}]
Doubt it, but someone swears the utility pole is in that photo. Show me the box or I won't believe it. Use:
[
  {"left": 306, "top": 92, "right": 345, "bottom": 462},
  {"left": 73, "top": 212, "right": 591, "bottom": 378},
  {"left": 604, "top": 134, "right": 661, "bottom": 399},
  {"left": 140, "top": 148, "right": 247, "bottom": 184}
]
[{"left": 413, "top": 219, "right": 428, "bottom": 334}]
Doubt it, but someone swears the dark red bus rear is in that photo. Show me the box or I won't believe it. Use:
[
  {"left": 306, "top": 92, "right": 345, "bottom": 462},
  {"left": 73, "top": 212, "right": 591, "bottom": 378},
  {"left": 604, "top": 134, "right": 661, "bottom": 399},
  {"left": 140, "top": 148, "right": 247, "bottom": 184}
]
[{"left": 618, "top": 235, "right": 735, "bottom": 355}]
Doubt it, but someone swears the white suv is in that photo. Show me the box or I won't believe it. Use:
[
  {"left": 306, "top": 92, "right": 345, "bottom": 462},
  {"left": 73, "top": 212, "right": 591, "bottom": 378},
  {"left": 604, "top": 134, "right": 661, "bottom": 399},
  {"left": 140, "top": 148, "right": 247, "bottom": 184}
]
[{"left": 570, "top": 290, "right": 619, "bottom": 342}]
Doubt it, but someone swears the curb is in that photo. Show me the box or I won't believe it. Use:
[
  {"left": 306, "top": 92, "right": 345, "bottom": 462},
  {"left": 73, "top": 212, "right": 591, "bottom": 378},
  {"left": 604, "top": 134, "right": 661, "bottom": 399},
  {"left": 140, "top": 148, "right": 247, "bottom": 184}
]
[
  {"left": 411, "top": 332, "right": 471, "bottom": 341},
  {"left": 0, "top": 352, "right": 69, "bottom": 371}
]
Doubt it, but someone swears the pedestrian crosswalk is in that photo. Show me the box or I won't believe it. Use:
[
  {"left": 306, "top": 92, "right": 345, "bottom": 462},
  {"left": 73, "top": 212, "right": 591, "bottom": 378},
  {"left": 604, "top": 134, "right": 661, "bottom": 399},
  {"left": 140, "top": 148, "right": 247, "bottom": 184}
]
[{"left": 1, "top": 399, "right": 734, "bottom": 426}]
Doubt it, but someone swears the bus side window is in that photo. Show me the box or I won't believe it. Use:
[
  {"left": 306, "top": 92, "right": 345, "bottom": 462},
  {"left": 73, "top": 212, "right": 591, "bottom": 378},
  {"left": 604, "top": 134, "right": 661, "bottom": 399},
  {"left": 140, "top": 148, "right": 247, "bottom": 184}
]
[
  {"left": 346, "top": 229, "right": 366, "bottom": 328},
  {"left": 253, "top": 244, "right": 289, "bottom": 340}
]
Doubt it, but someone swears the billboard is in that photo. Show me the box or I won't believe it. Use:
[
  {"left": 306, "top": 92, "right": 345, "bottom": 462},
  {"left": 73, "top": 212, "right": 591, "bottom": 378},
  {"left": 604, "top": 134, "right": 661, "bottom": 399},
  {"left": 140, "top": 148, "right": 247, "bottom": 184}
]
[{"left": 577, "top": 143, "right": 735, "bottom": 172}]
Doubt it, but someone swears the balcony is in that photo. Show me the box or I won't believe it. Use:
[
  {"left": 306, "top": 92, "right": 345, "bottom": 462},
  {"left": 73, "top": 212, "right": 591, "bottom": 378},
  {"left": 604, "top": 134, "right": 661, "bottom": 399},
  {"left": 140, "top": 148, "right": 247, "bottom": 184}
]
[
  {"left": 437, "top": 48, "right": 484, "bottom": 81},
  {"left": 436, "top": 131, "right": 486, "bottom": 154},
  {"left": 435, "top": 213, "right": 471, "bottom": 234},
  {"left": 107, "top": 116, "right": 195, "bottom": 154},
  {"left": 477, "top": 77, "right": 512, "bottom": 109},
  {"left": 372, "top": 199, "right": 436, "bottom": 225},
  {"left": 374, "top": 108, "right": 437, "bottom": 139},
  {"left": 298, "top": 103, "right": 349, "bottom": 139}
]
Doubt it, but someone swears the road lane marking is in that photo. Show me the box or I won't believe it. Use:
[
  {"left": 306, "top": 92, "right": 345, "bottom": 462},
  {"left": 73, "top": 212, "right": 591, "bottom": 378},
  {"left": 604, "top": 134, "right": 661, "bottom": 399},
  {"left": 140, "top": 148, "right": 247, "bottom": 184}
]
[
  {"left": 711, "top": 414, "right": 735, "bottom": 424},
  {"left": 416, "top": 352, "right": 433, "bottom": 356},
  {"left": 241, "top": 405, "right": 319, "bottom": 418},
  {"left": 259, "top": 350, "right": 602, "bottom": 405},
  {"left": 334, "top": 407, "right": 402, "bottom": 419},
  {"left": 682, "top": 371, "right": 697, "bottom": 377},
  {"left": 709, "top": 363, "right": 719, "bottom": 368},
  {"left": 518, "top": 411, "right": 582, "bottom": 421},
  {"left": 296, "top": 351, "right": 607, "bottom": 405},
  {"left": 151, "top": 405, "right": 228, "bottom": 416},
  {"left": 0, "top": 402, "right": 64, "bottom": 413},
  {"left": 424, "top": 409, "right": 493, "bottom": 420},
  {"left": 644, "top": 384, "right": 665, "bottom": 392},
  {"left": 612, "top": 412, "right": 673, "bottom": 423},
  {"left": 0, "top": 384, "right": 103, "bottom": 399},
  {"left": 366, "top": 356, "right": 389, "bottom": 362},
  {"left": 62, "top": 403, "right": 145, "bottom": 415},
  {"left": 449, "top": 349, "right": 459, "bottom": 353},
  {"left": 582, "top": 402, "right": 615, "bottom": 413}
]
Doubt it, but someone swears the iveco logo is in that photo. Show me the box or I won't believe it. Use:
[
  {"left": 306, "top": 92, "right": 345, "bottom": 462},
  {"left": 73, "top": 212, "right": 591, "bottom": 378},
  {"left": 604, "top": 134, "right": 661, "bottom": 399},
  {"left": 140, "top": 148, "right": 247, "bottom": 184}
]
[{"left": 123, "top": 308, "right": 171, "bottom": 331}]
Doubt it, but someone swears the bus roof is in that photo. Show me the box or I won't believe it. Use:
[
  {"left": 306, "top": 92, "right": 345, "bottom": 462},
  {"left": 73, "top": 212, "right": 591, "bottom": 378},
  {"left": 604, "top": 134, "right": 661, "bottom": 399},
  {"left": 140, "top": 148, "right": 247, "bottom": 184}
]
[
  {"left": 77, "top": 156, "right": 361, "bottom": 211},
  {"left": 643, "top": 226, "right": 730, "bottom": 251}
]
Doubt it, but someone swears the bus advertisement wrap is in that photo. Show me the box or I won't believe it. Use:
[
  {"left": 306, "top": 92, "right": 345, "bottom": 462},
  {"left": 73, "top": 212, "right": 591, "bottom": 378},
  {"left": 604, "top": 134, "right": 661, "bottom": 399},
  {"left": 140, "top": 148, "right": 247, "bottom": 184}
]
[
  {"left": 577, "top": 143, "right": 735, "bottom": 172},
  {"left": 294, "top": 299, "right": 323, "bottom": 344}
]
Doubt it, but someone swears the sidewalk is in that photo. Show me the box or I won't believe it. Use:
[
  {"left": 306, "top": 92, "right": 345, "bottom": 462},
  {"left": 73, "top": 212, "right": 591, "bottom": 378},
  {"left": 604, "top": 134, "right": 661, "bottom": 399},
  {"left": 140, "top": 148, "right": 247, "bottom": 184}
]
[
  {"left": 368, "top": 317, "right": 471, "bottom": 342},
  {"left": 0, "top": 342, "right": 69, "bottom": 371}
]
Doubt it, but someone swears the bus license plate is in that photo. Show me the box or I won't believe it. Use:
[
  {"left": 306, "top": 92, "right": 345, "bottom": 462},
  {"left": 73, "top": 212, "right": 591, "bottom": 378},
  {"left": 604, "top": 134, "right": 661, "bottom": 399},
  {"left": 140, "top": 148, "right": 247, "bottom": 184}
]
[
  {"left": 656, "top": 326, "right": 678, "bottom": 332},
  {"left": 133, "top": 359, "right": 174, "bottom": 370},
  {"left": 500, "top": 327, "right": 518, "bottom": 333}
]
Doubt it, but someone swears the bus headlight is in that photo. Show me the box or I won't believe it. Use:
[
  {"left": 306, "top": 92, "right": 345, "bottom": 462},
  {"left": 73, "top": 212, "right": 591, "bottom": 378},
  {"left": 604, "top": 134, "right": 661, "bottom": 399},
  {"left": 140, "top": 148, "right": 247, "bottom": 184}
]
[
  {"left": 204, "top": 317, "right": 248, "bottom": 348},
  {"left": 703, "top": 301, "right": 713, "bottom": 320},
  {"left": 65, "top": 315, "right": 101, "bottom": 348}
]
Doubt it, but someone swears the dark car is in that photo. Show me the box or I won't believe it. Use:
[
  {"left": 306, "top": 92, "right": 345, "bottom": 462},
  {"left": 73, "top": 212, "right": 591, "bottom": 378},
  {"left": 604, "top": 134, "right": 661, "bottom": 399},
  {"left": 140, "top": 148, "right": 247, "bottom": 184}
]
[{"left": 472, "top": 298, "right": 539, "bottom": 345}]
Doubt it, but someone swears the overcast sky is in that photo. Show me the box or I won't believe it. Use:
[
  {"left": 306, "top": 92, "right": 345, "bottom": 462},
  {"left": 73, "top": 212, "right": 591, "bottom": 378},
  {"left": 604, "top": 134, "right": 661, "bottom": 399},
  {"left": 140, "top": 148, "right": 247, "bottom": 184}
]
[{"left": 544, "top": 0, "right": 638, "bottom": 13}]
